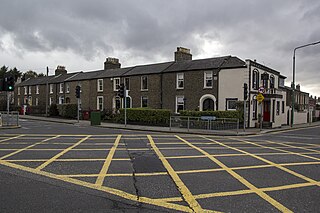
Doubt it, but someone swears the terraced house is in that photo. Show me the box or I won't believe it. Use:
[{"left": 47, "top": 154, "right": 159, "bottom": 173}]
[{"left": 15, "top": 47, "right": 297, "bottom": 128}]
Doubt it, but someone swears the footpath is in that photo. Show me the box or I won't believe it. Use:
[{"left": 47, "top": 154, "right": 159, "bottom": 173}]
[{"left": 17, "top": 115, "right": 320, "bottom": 136}]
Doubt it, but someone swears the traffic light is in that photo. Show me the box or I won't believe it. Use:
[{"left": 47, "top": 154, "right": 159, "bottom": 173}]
[
  {"left": 6, "top": 76, "right": 15, "bottom": 91},
  {"left": 118, "top": 83, "right": 125, "bottom": 98},
  {"left": 75, "top": 85, "right": 81, "bottom": 98},
  {"left": 2, "top": 76, "right": 15, "bottom": 91},
  {"left": 243, "top": 83, "right": 248, "bottom": 100}
]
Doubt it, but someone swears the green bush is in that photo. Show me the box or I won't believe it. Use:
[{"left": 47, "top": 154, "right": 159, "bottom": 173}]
[
  {"left": 179, "top": 110, "right": 242, "bottom": 121},
  {"left": 29, "top": 105, "right": 46, "bottom": 115},
  {"left": 49, "top": 104, "right": 59, "bottom": 116},
  {"left": 57, "top": 104, "right": 77, "bottom": 118},
  {"left": 109, "top": 108, "right": 171, "bottom": 126}
]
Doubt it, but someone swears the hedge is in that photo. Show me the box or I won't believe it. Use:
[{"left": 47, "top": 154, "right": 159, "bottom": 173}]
[
  {"left": 110, "top": 108, "right": 171, "bottom": 126},
  {"left": 29, "top": 105, "right": 46, "bottom": 115},
  {"left": 56, "top": 104, "right": 78, "bottom": 118}
]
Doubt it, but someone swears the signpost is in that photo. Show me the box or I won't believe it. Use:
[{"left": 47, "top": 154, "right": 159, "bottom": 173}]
[{"left": 256, "top": 93, "right": 264, "bottom": 103}]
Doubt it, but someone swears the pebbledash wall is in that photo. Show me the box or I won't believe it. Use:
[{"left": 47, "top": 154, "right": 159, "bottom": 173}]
[{"left": 14, "top": 47, "right": 309, "bottom": 128}]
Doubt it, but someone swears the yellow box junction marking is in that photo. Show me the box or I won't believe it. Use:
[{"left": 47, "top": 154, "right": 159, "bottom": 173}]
[
  {"left": 0, "top": 135, "right": 24, "bottom": 143},
  {"left": 36, "top": 135, "right": 91, "bottom": 171},
  {"left": 176, "top": 135, "right": 293, "bottom": 213},
  {"left": 95, "top": 135, "right": 122, "bottom": 186},
  {"left": 0, "top": 135, "right": 61, "bottom": 160},
  {"left": 147, "top": 135, "right": 206, "bottom": 213}
]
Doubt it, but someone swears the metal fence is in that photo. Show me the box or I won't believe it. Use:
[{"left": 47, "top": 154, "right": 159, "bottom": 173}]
[
  {"left": 170, "top": 116, "right": 239, "bottom": 133},
  {"left": 0, "top": 111, "right": 19, "bottom": 127}
]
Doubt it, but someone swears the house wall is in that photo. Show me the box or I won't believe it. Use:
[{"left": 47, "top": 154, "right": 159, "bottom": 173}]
[
  {"left": 218, "top": 68, "right": 246, "bottom": 111},
  {"left": 162, "top": 70, "right": 218, "bottom": 113}
]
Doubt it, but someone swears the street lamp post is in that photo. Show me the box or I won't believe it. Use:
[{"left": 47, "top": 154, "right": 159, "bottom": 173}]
[{"left": 291, "top": 40, "right": 320, "bottom": 127}]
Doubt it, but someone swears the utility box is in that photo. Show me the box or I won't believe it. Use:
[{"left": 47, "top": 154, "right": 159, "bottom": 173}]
[{"left": 90, "top": 111, "right": 101, "bottom": 125}]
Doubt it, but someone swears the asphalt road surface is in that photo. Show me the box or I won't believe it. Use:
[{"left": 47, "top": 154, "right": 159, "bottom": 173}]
[{"left": 0, "top": 119, "right": 319, "bottom": 212}]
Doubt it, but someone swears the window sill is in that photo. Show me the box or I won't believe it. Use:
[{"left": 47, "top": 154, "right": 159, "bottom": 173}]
[{"left": 141, "top": 89, "right": 148, "bottom": 92}]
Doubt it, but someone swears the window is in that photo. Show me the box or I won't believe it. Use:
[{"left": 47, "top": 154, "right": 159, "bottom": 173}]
[
  {"left": 18, "top": 87, "right": 20, "bottom": 95},
  {"left": 276, "top": 101, "right": 280, "bottom": 115},
  {"left": 49, "top": 97, "right": 53, "bottom": 105},
  {"left": 35, "top": 98, "right": 39, "bottom": 106},
  {"left": 279, "top": 78, "right": 285, "bottom": 87},
  {"left": 36, "top": 85, "right": 39, "bottom": 94},
  {"left": 176, "top": 73, "right": 184, "bottom": 89},
  {"left": 141, "top": 76, "right": 148, "bottom": 90},
  {"left": 282, "top": 101, "right": 285, "bottom": 114},
  {"left": 141, "top": 96, "right": 148, "bottom": 107},
  {"left": 114, "top": 78, "right": 120, "bottom": 91},
  {"left": 226, "top": 98, "right": 238, "bottom": 111},
  {"left": 176, "top": 96, "right": 185, "bottom": 113},
  {"left": 59, "top": 96, "right": 64, "bottom": 104},
  {"left": 49, "top": 84, "right": 53, "bottom": 94},
  {"left": 28, "top": 97, "right": 32, "bottom": 106},
  {"left": 59, "top": 83, "right": 64, "bottom": 93},
  {"left": 125, "top": 77, "right": 130, "bottom": 90},
  {"left": 97, "top": 96, "right": 104, "bottom": 110},
  {"left": 97, "top": 79, "right": 103, "bottom": 92},
  {"left": 66, "top": 83, "right": 70, "bottom": 93},
  {"left": 28, "top": 86, "right": 32, "bottom": 95},
  {"left": 125, "top": 96, "right": 132, "bottom": 108},
  {"left": 24, "top": 86, "right": 27, "bottom": 95},
  {"left": 252, "top": 69, "right": 259, "bottom": 89},
  {"left": 204, "top": 71, "right": 213, "bottom": 88},
  {"left": 252, "top": 99, "right": 257, "bottom": 120},
  {"left": 270, "top": 76, "right": 275, "bottom": 89},
  {"left": 17, "top": 98, "right": 20, "bottom": 106}
]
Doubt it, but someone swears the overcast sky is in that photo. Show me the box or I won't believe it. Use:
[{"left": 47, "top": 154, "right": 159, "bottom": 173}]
[{"left": 0, "top": 0, "right": 319, "bottom": 97}]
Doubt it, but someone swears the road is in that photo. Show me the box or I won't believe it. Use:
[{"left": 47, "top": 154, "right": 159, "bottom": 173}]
[{"left": 0, "top": 119, "right": 319, "bottom": 212}]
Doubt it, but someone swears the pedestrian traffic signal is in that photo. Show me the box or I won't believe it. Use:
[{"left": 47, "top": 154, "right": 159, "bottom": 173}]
[
  {"left": 244, "top": 83, "right": 248, "bottom": 100},
  {"left": 75, "top": 85, "right": 81, "bottom": 98},
  {"left": 118, "top": 83, "right": 125, "bottom": 98}
]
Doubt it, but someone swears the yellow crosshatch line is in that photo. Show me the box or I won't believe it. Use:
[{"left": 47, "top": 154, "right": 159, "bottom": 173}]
[
  {"left": 0, "top": 135, "right": 61, "bottom": 160},
  {"left": 147, "top": 135, "right": 206, "bottom": 213},
  {"left": 176, "top": 135, "right": 293, "bottom": 212},
  {"left": 95, "top": 135, "right": 122, "bottom": 186},
  {"left": 36, "top": 135, "right": 91, "bottom": 171},
  {"left": 0, "top": 133, "right": 319, "bottom": 212},
  {"left": 0, "top": 135, "right": 24, "bottom": 143}
]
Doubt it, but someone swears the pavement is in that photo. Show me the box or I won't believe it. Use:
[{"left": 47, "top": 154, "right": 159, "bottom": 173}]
[{"left": 15, "top": 115, "right": 320, "bottom": 136}]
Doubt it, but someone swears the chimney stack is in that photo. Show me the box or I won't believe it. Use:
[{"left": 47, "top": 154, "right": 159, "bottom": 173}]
[
  {"left": 174, "top": 47, "right": 192, "bottom": 62},
  {"left": 104, "top": 57, "right": 121, "bottom": 70},
  {"left": 296, "top": 84, "right": 300, "bottom": 91},
  {"left": 55, "top": 65, "right": 67, "bottom": 76}
]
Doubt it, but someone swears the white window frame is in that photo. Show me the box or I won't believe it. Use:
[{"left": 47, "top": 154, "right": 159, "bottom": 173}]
[
  {"left": 59, "top": 83, "right": 64, "bottom": 94},
  {"left": 49, "top": 84, "right": 53, "bottom": 94},
  {"left": 49, "top": 97, "right": 53, "bottom": 105},
  {"left": 28, "top": 86, "right": 32, "bottom": 95},
  {"left": 176, "top": 73, "right": 184, "bottom": 89},
  {"left": 17, "top": 98, "right": 20, "bottom": 106},
  {"left": 141, "top": 76, "right": 148, "bottom": 91},
  {"left": 141, "top": 96, "right": 148, "bottom": 108},
  {"left": 97, "top": 96, "right": 104, "bottom": 110},
  {"left": 18, "top": 87, "right": 20, "bottom": 95},
  {"left": 66, "top": 83, "right": 70, "bottom": 93},
  {"left": 226, "top": 98, "right": 238, "bottom": 111},
  {"left": 204, "top": 71, "right": 213, "bottom": 88},
  {"left": 113, "top": 78, "right": 120, "bottom": 91},
  {"left": 97, "top": 79, "right": 103, "bottom": 92},
  {"left": 124, "top": 77, "right": 130, "bottom": 91},
  {"left": 59, "top": 96, "right": 64, "bottom": 104},
  {"left": 36, "top": 85, "right": 39, "bottom": 94},
  {"left": 175, "top": 96, "right": 185, "bottom": 113}
]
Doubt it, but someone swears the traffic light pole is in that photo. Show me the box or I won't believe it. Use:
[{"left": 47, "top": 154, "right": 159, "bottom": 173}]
[
  {"left": 77, "top": 97, "right": 80, "bottom": 123},
  {"left": 7, "top": 91, "right": 10, "bottom": 115},
  {"left": 124, "top": 86, "right": 127, "bottom": 127}
]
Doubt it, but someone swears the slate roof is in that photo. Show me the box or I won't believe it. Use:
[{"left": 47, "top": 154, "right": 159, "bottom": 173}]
[{"left": 16, "top": 56, "right": 247, "bottom": 86}]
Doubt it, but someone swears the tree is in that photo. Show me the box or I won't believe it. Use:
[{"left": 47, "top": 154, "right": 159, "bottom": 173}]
[
  {"left": 22, "top": 70, "right": 38, "bottom": 81},
  {"left": 0, "top": 65, "right": 8, "bottom": 79},
  {"left": 7, "top": 67, "right": 22, "bottom": 81}
]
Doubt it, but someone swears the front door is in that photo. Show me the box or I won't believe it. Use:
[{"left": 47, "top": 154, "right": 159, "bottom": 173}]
[
  {"left": 203, "top": 98, "right": 214, "bottom": 111},
  {"left": 263, "top": 101, "right": 270, "bottom": 122}
]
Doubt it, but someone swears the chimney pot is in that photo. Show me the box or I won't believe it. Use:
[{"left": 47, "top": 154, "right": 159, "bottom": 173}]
[
  {"left": 104, "top": 57, "right": 121, "bottom": 70},
  {"left": 174, "top": 47, "right": 192, "bottom": 61}
]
